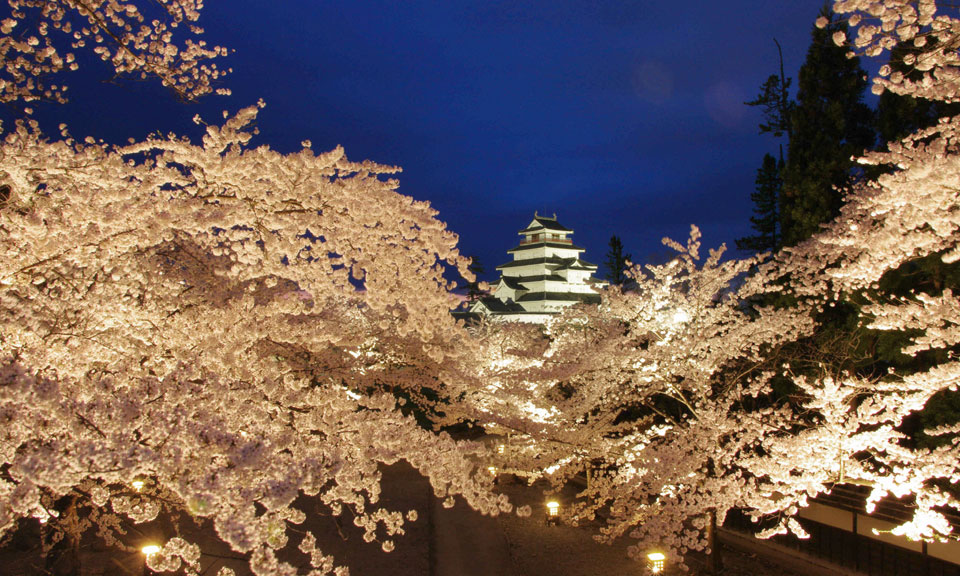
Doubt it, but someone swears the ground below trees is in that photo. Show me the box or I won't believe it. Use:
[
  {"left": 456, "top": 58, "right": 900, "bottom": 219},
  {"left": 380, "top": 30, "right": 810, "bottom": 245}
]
[{"left": 0, "top": 462, "right": 855, "bottom": 576}]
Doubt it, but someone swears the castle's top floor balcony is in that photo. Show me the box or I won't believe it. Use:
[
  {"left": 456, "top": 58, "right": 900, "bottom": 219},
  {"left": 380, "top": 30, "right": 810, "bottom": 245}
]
[{"left": 519, "top": 235, "right": 572, "bottom": 245}]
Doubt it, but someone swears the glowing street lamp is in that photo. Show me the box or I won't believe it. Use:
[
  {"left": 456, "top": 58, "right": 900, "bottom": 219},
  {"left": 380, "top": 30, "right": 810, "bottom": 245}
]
[
  {"left": 487, "top": 466, "right": 498, "bottom": 476},
  {"left": 546, "top": 500, "right": 559, "bottom": 522},
  {"left": 647, "top": 551, "right": 666, "bottom": 574},
  {"left": 142, "top": 544, "right": 162, "bottom": 575},
  {"left": 496, "top": 443, "right": 505, "bottom": 455},
  {"left": 132, "top": 479, "right": 145, "bottom": 492}
]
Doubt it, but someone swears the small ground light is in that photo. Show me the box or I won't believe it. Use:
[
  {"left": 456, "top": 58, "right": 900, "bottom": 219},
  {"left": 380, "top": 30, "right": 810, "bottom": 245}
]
[
  {"left": 487, "top": 466, "right": 498, "bottom": 476},
  {"left": 132, "top": 480, "right": 145, "bottom": 492},
  {"left": 496, "top": 443, "right": 505, "bottom": 454},
  {"left": 546, "top": 500, "right": 559, "bottom": 517},
  {"left": 142, "top": 544, "right": 162, "bottom": 575},
  {"left": 647, "top": 551, "right": 666, "bottom": 574},
  {"left": 142, "top": 544, "right": 161, "bottom": 556}
]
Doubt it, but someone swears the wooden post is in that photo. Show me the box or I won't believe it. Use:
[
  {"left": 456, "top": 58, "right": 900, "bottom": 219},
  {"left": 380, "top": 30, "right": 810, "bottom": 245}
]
[
  {"left": 853, "top": 512, "right": 859, "bottom": 572},
  {"left": 707, "top": 508, "right": 722, "bottom": 575}
]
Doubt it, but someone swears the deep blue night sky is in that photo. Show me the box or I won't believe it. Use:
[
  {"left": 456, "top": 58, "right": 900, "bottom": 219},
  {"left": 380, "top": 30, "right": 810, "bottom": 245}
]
[{"left": 21, "top": 1, "right": 841, "bottom": 283}]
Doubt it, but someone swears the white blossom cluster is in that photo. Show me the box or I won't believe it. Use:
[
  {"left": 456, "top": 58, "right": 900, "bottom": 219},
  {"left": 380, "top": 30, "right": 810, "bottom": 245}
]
[
  {"left": 0, "top": 0, "right": 230, "bottom": 104},
  {"left": 0, "top": 99, "right": 508, "bottom": 575},
  {"left": 828, "top": 0, "right": 960, "bottom": 101},
  {"left": 461, "top": 230, "right": 816, "bottom": 566}
]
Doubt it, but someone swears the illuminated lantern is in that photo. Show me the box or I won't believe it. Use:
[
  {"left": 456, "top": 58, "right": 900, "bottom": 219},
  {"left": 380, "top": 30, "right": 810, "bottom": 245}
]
[
  {"left": 142, "top": 544, "right": 162, "bottom": 575},
  {"left": 647, "top": 551, "right": 666, "bottom": 574},
  {"left": 141, "top": 545, "right": 161, "bottom": 556},
  {"left": 546, "top": 500, "right": 559, "bottom": 519}
]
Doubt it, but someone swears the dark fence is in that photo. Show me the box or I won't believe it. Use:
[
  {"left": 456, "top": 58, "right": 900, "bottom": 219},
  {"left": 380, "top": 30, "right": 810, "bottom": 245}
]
[{"left": 725, "top": 509, "right": 960, "bottom": 576}]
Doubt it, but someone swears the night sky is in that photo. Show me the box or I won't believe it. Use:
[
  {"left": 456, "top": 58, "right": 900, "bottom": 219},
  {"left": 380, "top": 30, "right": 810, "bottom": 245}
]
[{"left": 21, "top": 1, "right": 842, "bottom": 284}]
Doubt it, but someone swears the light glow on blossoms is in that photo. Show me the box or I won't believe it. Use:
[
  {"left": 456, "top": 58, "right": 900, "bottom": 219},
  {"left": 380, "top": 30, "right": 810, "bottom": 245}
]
[
  {"left": 670, "top": 308, "right": 691, "bottom": 326},
  {"left": 0, "top": 94, "right": 505, "bottom": 575},
  {"left": 519, "top": 401, "right": 560, "bottom": 424},
  {"left": 141, "top": 544, "right": 162, "bottom": 556},
  {"left": 889, "top": 509, "right": 954, "bottom": 541}
]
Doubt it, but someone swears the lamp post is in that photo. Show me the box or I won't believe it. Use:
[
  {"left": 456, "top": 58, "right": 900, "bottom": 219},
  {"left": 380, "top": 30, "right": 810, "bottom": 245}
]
[
  {"left": 142, "top": 544, "right": 161, "bottom": 575},
  {"left": 646, "top": 551, "right": 666, "bottom": 574},
  {"left": 546, "top": 500, "right": 559, "bottom": 524}
]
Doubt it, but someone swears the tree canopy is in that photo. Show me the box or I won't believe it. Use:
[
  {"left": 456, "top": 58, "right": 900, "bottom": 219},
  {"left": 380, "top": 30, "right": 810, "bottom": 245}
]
[
  {"left": 780, "top": 6, "right": 874, "bottom": 247},
  {"left": 4, "top": 1, "right": 960, "bottom": 575}
]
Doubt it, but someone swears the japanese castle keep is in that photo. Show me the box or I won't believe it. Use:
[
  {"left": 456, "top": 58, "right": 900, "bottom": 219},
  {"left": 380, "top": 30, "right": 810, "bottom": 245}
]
[{"left": 465, "top": 213, "right": 607, "bottom": 323}]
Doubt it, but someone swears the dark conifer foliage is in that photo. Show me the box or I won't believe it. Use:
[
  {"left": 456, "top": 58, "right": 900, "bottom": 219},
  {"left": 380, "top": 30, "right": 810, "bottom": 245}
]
[
  {"left": 737, "top": 154, "right": 781, "bottom": 254},
  {"left": 604, "top": 235, "right": 632, "bottom": 285},
  {"left": 780, "top": 7, "right": 875, "bottom": 247},
  {"left": 745, "top": 39, "right": 794, "bottom": 145},
  {"left": 742, "top": 39, "right": 791, "bottom": 253}
]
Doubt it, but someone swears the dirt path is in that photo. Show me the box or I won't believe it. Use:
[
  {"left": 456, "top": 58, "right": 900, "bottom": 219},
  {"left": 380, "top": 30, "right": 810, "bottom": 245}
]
[{"left": 431, "top": 494, "right": 515, "bottom": 576}]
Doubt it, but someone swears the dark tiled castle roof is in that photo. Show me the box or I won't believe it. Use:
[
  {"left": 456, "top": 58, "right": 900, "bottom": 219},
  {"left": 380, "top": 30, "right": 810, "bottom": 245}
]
[
  {"left": 507, "top": 241, "right": 585, "bottom": 254},
  {"left": 518, "top": 215, "right": 573, "bottom": 234},
  {"left": 516, "top": 291, "right": 601, "bottom": 304}
]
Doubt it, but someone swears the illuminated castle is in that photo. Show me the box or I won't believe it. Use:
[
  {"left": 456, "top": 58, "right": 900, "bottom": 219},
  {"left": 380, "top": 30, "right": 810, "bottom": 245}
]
[{"left": 467, "top": 213, "right": 606, "bottom": 323}]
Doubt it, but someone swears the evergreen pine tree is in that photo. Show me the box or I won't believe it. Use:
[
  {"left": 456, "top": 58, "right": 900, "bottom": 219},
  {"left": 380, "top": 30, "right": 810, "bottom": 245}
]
[
  {"left": 780, "top": 6, "right": 875, "bottom": 247},
  {"left": 736, "top": 154, "right": 781, "bottom": 253},
  {"left": 741, "top": 39, "right": 791, "bottom": 253},
  {"left": 604, "top": 235, "right": 632, "bottom": 285},
  {"left": 745, "top": 39, "right": 794, "bottom": 149}
]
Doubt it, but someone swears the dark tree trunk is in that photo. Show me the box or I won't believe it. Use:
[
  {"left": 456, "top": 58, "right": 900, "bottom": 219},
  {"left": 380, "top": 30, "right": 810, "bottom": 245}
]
[{"left": 45, "top": 494, "right": 81, "bottom": 576}]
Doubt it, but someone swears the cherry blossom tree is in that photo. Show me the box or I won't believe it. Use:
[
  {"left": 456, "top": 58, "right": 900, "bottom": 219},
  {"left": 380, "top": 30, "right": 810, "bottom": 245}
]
[
  {"left": 0, "top": 3, "right": 512, "bottom": 574},
  {"left": 0, "top": 100, "right": 520, "bottom": 574},
  {"left": 457, "top": 229, "right": 817, "bottom": 567},
  {"left": 459, "top": 1, "right": 960, "bottom": 568},
  {"left": 828, "top": 0, "right": 959, "bottom": 102},
  {"left": 743, "top": 0, "right": 960, "bottom": 537}
]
